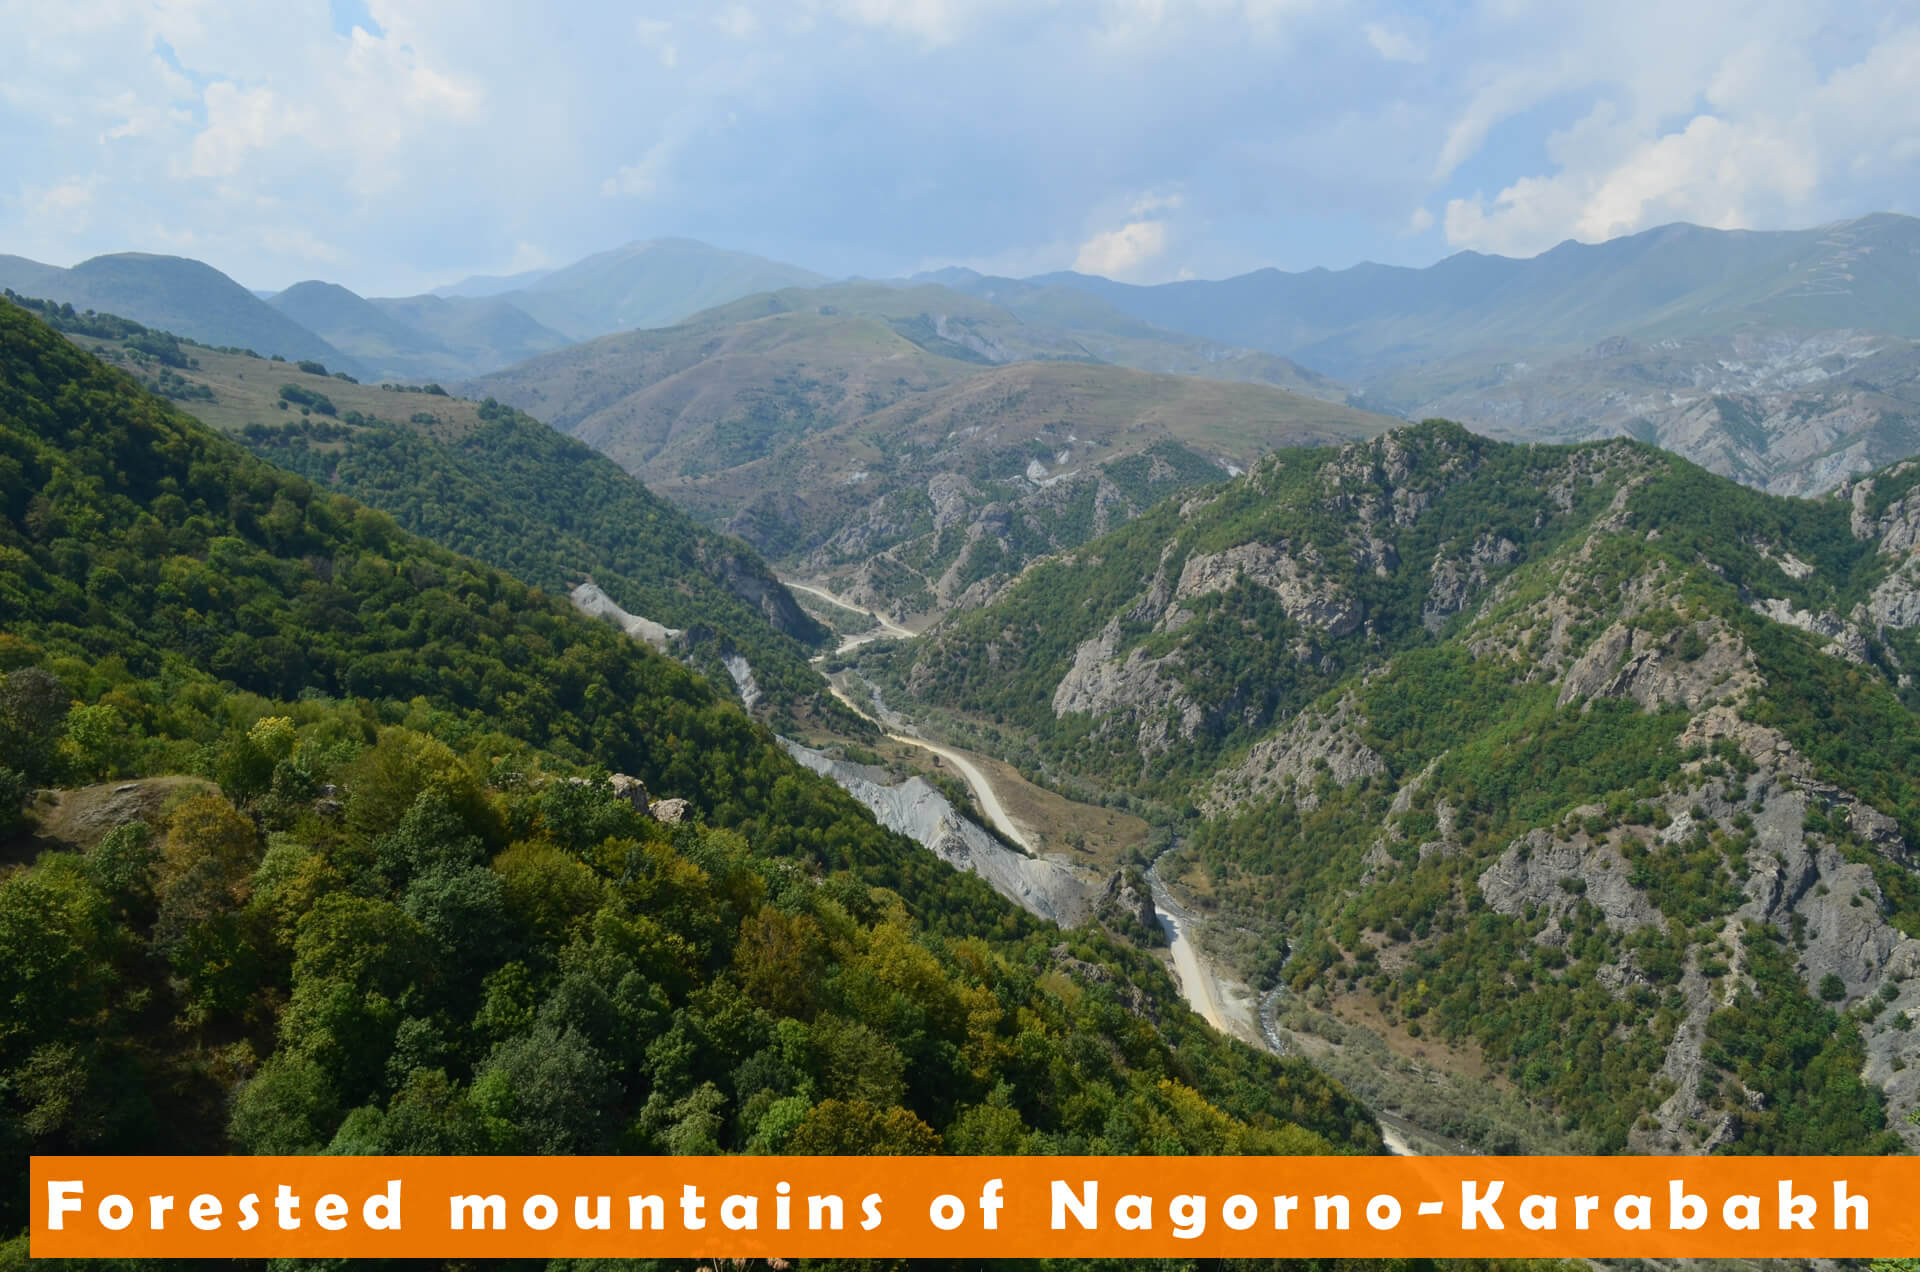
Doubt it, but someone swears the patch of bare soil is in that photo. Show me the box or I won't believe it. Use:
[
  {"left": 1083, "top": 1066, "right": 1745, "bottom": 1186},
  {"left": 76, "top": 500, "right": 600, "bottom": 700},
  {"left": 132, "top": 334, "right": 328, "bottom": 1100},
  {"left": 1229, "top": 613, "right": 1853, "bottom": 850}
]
[
  {"left": 1325, "top": 980, "right": 1506, "bottom": 1088},
  {"left": 29, "top": 775, "right": 215, "bottom": 852}
]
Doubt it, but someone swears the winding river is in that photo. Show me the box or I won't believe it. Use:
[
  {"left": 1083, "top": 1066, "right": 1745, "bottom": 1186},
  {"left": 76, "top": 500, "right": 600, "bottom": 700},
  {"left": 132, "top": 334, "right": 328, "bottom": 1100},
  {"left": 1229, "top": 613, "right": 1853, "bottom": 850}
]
[{"left": 783, "top": 577, "right": 1413, "bottom": 1152}]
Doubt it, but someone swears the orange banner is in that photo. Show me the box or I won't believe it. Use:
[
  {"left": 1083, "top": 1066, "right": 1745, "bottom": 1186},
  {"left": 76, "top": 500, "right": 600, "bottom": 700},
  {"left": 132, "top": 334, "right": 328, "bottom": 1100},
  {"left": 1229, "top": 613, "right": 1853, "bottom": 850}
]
[{"left": 29, "top": 1155, "right": 1920, "bottom": 1259}]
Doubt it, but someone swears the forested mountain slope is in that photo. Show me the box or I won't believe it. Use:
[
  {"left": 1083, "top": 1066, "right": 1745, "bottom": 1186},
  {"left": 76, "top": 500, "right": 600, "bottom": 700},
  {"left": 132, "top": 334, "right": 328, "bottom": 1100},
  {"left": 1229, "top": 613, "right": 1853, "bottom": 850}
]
[
  {"left": 9, "top": 293, "right": 839, "bottom": 727},
  {"left": 879, "top": 420, "right": 1920, "bottom": 1153},
  {"left": 0, "top": 298, "right": 1380, "bottom": 1243}
]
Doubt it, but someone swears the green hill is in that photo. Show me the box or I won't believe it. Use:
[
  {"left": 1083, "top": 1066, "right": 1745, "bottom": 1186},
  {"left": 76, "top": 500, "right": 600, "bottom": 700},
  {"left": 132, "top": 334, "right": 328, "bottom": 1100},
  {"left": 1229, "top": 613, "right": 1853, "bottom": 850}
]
[
  {"left": 10, "top": 293, "right": 839, "bottom": 727},
  {"left": 0, "top": 295, "right": 1379, "bottom": 1243},
  {"left": 875, "top": 420, "right": 1920, "bottom": 1153},
  {"left": 271, "top": 281, "right": 575, "bottom": 382},
  {"left": 0, "top": 252, "right": 352, "bottom": 371}
]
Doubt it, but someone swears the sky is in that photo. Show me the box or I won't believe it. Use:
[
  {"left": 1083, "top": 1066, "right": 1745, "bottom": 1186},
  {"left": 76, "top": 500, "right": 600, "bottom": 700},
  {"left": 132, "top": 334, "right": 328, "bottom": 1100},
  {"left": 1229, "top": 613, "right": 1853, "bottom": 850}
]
[{"left": 3, "top": 0, "right": 1918, "bottom": 295}]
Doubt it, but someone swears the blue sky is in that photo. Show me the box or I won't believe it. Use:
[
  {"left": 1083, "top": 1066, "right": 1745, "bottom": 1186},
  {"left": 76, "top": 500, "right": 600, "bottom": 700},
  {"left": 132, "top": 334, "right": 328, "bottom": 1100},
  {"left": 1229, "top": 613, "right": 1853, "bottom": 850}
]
[{"left": 3, "top": 0, "right": 1918, "bottom": 294}]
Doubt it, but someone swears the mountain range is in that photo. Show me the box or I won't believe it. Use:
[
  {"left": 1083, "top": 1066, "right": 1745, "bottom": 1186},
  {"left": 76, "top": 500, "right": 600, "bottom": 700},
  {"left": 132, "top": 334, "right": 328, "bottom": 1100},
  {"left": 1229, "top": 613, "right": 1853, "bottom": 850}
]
[
  {"left": 872, "top": 420, "right": 1920, "bottom": 1154},
  {"left": 464, "top": 282, "right": 1389, "bottom": 624},
  {"left": 0, "top": 297, "right": 1377, "bottom": 1237},
  {"left": 12, "top": 206, "right": 1920, "bottom": 1173}
]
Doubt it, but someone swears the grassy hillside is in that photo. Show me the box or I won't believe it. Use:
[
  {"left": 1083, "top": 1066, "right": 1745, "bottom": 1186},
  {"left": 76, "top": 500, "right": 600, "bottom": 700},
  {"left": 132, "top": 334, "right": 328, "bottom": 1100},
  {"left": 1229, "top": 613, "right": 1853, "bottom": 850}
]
[
  {"left": 878, "top": 421, "right": 1920, "bottom": 1153},
  {"left": 931, "top": 270, "right": 1352, "bottom": 400},
  {"left": 0, "top": 253, "right": 351, "bottom": 371},
  {"left": 471, "top": 291, "right": 1392, "bottom": 623},
  {"left": 507, "top": 237, "right": 828, "bottom": 340},
  {"left": 270, "top": 280, "right": 576, "bottom": 381},
  {"left": 0, "top": 296, "right": 1381, "bottom": 1245},
  {"left": 10, "top": 293, "right": 843, "bottom": 727}
]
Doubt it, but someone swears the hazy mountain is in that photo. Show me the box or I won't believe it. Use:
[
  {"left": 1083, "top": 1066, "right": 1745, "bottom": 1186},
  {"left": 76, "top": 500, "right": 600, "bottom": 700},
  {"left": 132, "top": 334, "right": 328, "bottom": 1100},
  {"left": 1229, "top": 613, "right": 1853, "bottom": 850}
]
[
  {"left": 469, "top": 283, "right": 1391, "bottom": 624},
  {"left": 505, "top": 237, "right": 828, "bottom": 340},
  {"left": 367, "top": 293, "right": 572, "bottom": 374},
  {"left": 271, "top": 279, "right": 454, "bottom": 366},
  {"left": 0, "top": 251, "right": 353, "bottom": 369},
  {"left": 1038, "top": 214, "right": 1920, "bottom": 385},
  {"left": 880, "top": 420, "right": 1920, "bottom": 1154},
  {"left": 269, "top": 280, "right": 573, "bottom": 382},
  {"left": 430, "top": 266, "right": 554, "bottom": 298},
  {"left": 919, "top": 270, "right": 1349, "bottom": 402},
  {"left": 1030, "top": 214, "right": 1920, "bottom": 495}
]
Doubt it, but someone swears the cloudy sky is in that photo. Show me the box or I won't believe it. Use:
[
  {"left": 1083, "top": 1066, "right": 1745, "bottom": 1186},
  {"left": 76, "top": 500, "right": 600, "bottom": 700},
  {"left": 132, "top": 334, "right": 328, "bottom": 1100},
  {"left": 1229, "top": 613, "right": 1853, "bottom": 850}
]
[{"left": 4, "top": 0, "right": 1918, "bottom": 294}]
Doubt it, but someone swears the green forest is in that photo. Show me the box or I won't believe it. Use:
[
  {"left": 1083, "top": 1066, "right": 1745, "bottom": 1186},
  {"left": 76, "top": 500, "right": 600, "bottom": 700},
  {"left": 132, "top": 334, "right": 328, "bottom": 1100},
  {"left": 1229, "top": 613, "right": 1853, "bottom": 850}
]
[{"left": 0, "top": 297, "right": 1385, "bottom": 1266}]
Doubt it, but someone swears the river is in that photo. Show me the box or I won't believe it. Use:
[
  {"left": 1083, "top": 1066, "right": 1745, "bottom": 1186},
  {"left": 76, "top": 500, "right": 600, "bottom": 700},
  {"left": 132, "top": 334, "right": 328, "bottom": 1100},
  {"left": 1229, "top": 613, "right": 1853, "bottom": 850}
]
[{"left": 787, "top": 576, "right": 1413, "bottom": 1152}]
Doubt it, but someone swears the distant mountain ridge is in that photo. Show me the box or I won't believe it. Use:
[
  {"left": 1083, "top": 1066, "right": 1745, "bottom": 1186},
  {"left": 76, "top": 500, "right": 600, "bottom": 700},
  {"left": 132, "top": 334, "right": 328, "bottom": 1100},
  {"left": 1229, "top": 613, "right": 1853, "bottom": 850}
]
[
  {"left": 0, "top": 251, "right": 356, "bottom": 370},
  {"left": 1035, "top": 213, "right": 1920, "bottom": 383},
  {"left": 0, "top": 239, "right": 834, "bottom": 384},
  {"left": 1024, "top": 213, "right": 1920, "bottom": 494},
  {"left": 505, "top": 237, "right": 829, "bottom": 341},
  {"left": 14, "top": 216, "right": 1920, "bottom": 495},
  {"left": 467, "top": 280, "right": 1392, "bottom": 625}
]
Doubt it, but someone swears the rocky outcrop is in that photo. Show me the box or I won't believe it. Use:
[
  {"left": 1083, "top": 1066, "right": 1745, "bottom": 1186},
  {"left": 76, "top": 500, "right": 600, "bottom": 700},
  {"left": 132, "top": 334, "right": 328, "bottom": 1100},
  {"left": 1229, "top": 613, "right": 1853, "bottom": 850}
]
[
  {"left": 1093, "top": 868, "right": 1164, "bottom": 945},
  {"left": 570, "top": 581, "right": 683, "bottom": 652},
  {"left": 1050, "top": 618, "right": 1205, "bottom": 758},
  {"left": 1746, "top": 596, "right": 1871, "bottom": 664},
  {"left": 1174, "top": 542, "right": 1363, "bottom": 636},
  {"left": 649, "top": 798, "right": 691, "bottom": 825},
  {"left": 1423, "top": 533, "right": 1518, "bottom": 631},
  {"left": 1556, "top": 618, "right": 1755, "bottom": 711},
  {"left": 704, "top": 549, "right": 821, "bottom": 642},
  {"left": 781, "top": 739, "right": 1097, "bottom": 926},
  {"left": 1479, "top": 824, "right": 1660, "bottom": 931},
  {"left": 609, "top": 773, "right": 650, "bottom": 811},
  {"left": 1204, "top": 694, "right": 1386, "bottom": 815}
]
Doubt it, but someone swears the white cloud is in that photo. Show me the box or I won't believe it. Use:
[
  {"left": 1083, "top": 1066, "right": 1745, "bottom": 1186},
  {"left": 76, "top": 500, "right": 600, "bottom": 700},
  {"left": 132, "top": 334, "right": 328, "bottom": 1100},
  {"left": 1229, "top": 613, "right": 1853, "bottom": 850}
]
[
  {"left": 1128, "top": 188, "right": 1184, "bottom": 217},
  {"left": 1437, "top": 8, "right": 1917, "bottom": 257},
  {"left": 714, "top": 5, "right": 760, "bottom": 38},
  {"left": 23, "top": 175, "right": 102, "bottom": 230},
  {"left": 602, "top": 137, "right": 679, "bottom": 200},
  {"left": 1074, "top": 218, "right": 1170, "bottom": 279},
  {"left": 1406, "top": 204, "right": 1433, "bottom": 233},
  {"left": 1363, "top": 20, "right": 1422, "bottom": 63},
  {"left": 823, "top": 0, "right": 982, "bottom": 45},
  {"left": 635, "top": 18, "right": 680, "bottom": 67}
]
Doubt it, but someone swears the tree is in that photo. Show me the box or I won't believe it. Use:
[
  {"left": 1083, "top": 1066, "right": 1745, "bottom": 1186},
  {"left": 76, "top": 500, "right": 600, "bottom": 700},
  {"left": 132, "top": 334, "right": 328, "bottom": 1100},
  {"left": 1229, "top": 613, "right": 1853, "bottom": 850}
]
[
  {"left": 784, "top": 1099, "right": 940, "bottom": 1155},
  {"left": 0, "top": 667, "right": 69, "bottom": 784}
]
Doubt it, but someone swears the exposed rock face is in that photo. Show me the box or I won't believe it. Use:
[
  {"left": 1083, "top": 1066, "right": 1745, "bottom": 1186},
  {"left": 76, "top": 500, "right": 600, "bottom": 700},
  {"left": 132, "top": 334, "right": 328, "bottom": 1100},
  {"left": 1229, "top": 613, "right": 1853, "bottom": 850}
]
[
  {"left": 1050, "top": 618, "right": 1205, "bottom": 760},
  {"left": 1174, "top": 542, "right": 1363, "bottom": 636},
  {"left": 1414, "top": 329, "right": 1920, "bottom": 498},
  {"left": 1555, "top": 618, "right": 1755, "bottom": 711},
  {"left": 1842, "top": 461, "right": 1920, "bottom": 550},
  {"left": 1093, "top": 868, "right": 1163, "bottom": 944},
  {"left": 1205, "top": 694, "right": 1386, "bottom": 815},
  {"left": 1479, "top": 826, "right": 1659, "bottom": 931},
  {"left": 1746, "top": 596, "right": 1872, "bottom": 664},
  {"left": 721, "top": 652, "right": 762, "bottom": 710},
  {"left": 1424, "top": 533, "right": 1518, "bottom": 631},
  {"left": 609, "top": 773, "right": 650, "bottom": 811},
  {"left": 780, "top": 739, "right": 1097, "bottom": 926},
  {"left": 649, "top": 798, "right": 691, "bottom": 825},
  {"left": 706, "top": 549, "right": 820, "bottom": 641},
  {"left": 570, "top": 581, "right": 683, "bottom": 652}
]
